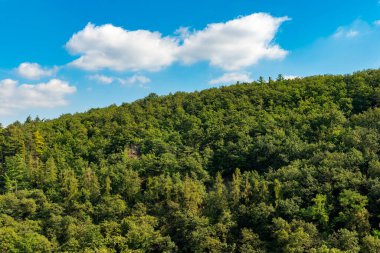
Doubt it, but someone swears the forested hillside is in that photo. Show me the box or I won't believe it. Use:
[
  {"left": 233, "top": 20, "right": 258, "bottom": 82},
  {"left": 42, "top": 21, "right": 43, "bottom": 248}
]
[{"left": 1, "top": 70, "right": 380, "bottom": 252}]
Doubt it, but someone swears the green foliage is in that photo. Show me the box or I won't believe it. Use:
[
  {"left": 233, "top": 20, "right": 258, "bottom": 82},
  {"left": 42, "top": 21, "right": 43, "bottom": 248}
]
[
  {"left": 0, "top": 69, "right": 380, "bottom": 251},
  {"left": 303, "top": 194, "right": 331, "bottom": 228},
  {"left": 336, "top": 190, "right": 370, "bottom": 233},
  {"left": 327, "top": 229, "right": 360, "bottom": 253},
  {"left": 239, "top": 228, "right": 266, "bottom": 253}
]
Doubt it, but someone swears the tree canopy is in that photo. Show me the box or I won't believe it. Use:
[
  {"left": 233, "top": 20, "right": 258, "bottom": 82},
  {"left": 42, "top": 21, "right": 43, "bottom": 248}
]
[{"left": 0, "top": 69, "right": 380, "bottom": 252}]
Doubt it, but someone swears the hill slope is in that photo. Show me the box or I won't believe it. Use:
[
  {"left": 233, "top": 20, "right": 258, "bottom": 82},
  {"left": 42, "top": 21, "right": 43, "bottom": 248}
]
[{"left": 0, "top": 70, "right": 380, "bottom": 252}]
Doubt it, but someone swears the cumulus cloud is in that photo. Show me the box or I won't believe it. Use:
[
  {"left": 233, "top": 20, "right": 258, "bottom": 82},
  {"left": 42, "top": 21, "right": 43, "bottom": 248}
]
[
  {"left": 209, "top": 72, "right": 252, "bottom": 85},
  {"left": 179, "top": 13, "right": 289, "bottom": 71},
  {"left": 0, "top": 79, "right": 76, "bottom": 115},
  {"left": 17, "top": 62, "right": 57, "bottom": 79},
  {"left": 174, "top": 27, "right": 191, "bottom": 40},
  {"left": 66, "top": 13, "right": 289, "bottom": 72},
  {"left": 66, "top": 23, "right": 179, "bottom": 71}
]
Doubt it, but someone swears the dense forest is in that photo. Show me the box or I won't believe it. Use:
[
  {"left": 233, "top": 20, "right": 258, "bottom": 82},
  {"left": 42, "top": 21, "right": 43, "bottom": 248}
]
[{"left": 0, "top": 69, "right": 380, "bottom": 252}]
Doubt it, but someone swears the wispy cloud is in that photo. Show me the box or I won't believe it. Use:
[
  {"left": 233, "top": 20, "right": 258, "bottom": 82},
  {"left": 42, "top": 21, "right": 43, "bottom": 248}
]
[
  {"left": 118, "top": 74, "right": 151, "bottom": 86},
  {"left": 332, "top": 19, "right": 375, "bottom": 39},
  {"left": 88, "top": 73, "right": 151, "bottom": 87},
  {"left": 333, "top": 28, "right": 359, "bottom": 38},
  {"left": 89, "top": 74, "right": 114, "bottom": 84}
]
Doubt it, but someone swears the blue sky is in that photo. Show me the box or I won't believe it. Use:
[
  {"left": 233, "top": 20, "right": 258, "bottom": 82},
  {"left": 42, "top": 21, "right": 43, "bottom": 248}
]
[{"left": 0, "top": 0, "right": 380, "bottom": 125}]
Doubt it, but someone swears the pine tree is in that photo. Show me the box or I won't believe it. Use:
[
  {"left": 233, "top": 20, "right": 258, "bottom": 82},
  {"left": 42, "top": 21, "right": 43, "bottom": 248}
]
[
  {"left": 3, "top": 155, "right": 28, "bottom": 192},
  {"left": 33, "top": 131, "right": 45, "bottom": 157}
]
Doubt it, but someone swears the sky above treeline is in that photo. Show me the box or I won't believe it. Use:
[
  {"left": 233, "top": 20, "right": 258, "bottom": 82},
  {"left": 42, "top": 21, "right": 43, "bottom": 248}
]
[{"left": 0, "top": 0, "right": 380, "bottom": 125}]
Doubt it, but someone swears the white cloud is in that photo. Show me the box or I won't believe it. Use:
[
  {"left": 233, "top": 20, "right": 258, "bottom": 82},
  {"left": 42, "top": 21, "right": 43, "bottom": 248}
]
[
  {"left": 117, "top": 74, "right": 151, "bottom": 86},
  {"left": 66, "top": 23, "right": 179, "bottom": 71},
  {"left": 17, "top": 62, "right": 57, "bottom": 80},
  {"left": 89, "top": 74, "right": 114, "bottom": 84},
  {"left": 175, "top": 27, "right": 191, "bottom": 40},
  {"left": 346, "top": 30, "right": 359, "bottom": 38},
  {"left": 333, "top": 27, "right": 359, "bottom": 38},
  {"left": 88, "top": 73, "right": 151, "bottom": 87},
  {"left": 125, "top": 74, "right": 150, "bottom": 85},
  {"left": 331, "top": 20, "right": 375, "bottom": 39},
  {"left": 179, "top": 13, "right": 289, "bottom": 71},
  {"left": 0, "top": 78, "right": 76, "bottom": 115},
  {"left": 66, "top": 13, "right": 289, "bottom": 72},
  {"left": 209, "top": 72, "right": 252, "bottom": 85},
  {"left": 283, "top": 75, "right": 300, "bottom": 80}
]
